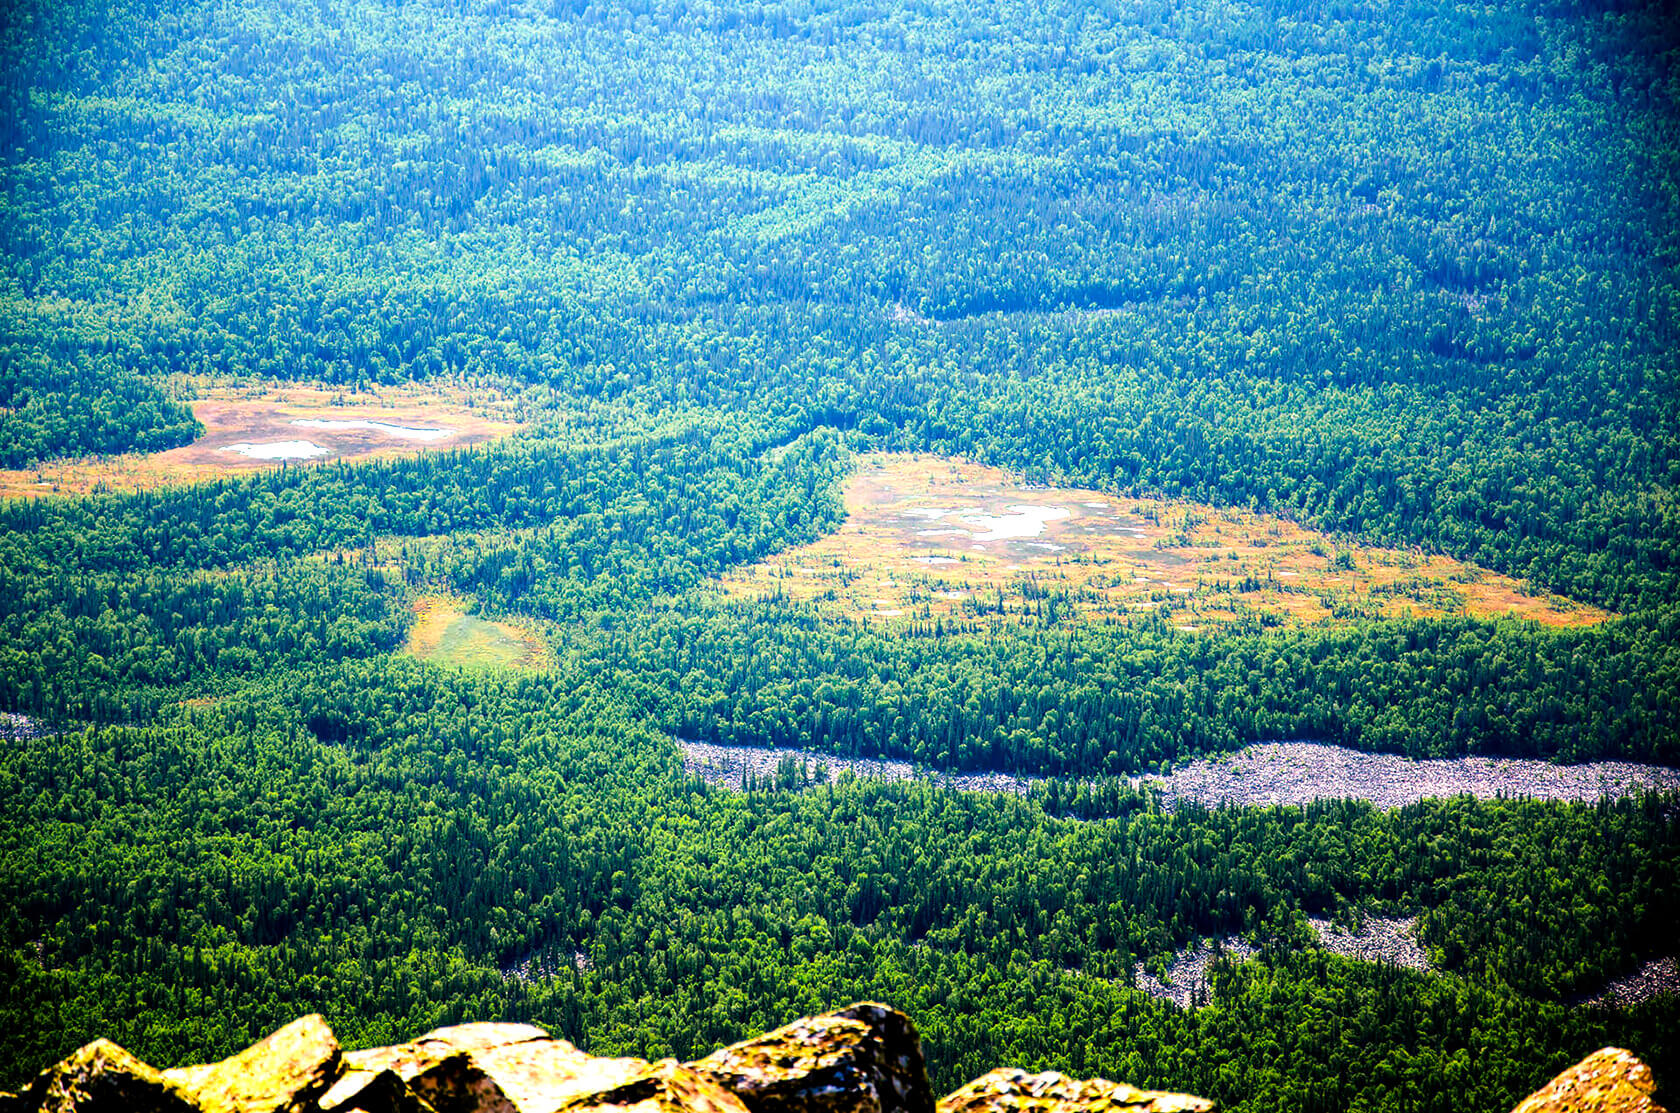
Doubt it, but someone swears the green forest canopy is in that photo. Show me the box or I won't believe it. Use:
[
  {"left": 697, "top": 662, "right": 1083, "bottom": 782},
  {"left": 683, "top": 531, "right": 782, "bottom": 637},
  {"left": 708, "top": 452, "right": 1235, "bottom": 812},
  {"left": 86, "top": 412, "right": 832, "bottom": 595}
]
[{"left": 0, "top": 0, "right": 1677, "bottom": 1109}]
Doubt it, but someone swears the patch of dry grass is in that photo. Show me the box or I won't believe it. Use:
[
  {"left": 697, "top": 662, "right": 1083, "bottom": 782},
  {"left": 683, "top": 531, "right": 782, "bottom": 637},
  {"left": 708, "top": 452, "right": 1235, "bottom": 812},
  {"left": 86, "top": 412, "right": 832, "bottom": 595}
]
[
  {"left": 403, "top": 594, "right": 552, "bottom": 671},
  {"left": 0, "top": 380, "right": 523, "bottom": 498},
  {"left": 717, "top": 453, "right": 1611, "bottom": 630}
]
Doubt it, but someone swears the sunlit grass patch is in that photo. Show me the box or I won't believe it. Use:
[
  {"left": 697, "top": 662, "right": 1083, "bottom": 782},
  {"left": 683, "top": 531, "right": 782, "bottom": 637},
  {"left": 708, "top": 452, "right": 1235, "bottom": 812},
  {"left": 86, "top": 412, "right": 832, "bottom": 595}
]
[
  {"left": 403, "top": 594, "right": 551, "bottom": 671},
  {"left": 717, "top": 453, "right": 1611, "bottom": 631}
]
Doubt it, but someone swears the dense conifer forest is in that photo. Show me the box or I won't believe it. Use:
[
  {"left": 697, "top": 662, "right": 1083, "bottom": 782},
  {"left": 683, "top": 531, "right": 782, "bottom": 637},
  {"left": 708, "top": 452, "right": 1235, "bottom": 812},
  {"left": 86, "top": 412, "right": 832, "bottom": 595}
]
[{"left": 1, "top": 0, "right": 1677, "bottom": 1109}]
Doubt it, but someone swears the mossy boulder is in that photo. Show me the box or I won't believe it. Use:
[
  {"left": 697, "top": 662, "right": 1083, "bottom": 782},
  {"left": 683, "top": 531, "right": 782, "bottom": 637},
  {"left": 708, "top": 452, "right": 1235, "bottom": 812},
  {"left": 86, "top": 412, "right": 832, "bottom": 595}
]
[
  {"left": 936, "top": 1069, "right": 1214, "bottom": 1113},
  {"left": 689, "top": 1003, "right": 933, "bottom": 1113}
]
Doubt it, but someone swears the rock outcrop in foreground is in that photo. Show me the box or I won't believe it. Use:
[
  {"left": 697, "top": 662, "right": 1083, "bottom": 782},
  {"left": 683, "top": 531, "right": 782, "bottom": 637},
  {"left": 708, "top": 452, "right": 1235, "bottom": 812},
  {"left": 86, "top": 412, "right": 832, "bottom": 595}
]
[
  {"left": 0, "top": 1005, "right": 1664, "bottom": 1113},
  {"left": 0, "top": 1004, "right": 1206, "bottom": 1113}
]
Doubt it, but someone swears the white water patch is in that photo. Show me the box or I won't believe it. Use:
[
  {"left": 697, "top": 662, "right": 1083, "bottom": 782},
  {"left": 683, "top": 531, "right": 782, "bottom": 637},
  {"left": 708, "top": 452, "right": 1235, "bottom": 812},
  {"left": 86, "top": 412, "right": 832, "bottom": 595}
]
[
  {"left": 917, "top": 528, "right": 970, "bottom": 537},
  {"left": 1083, "top": 502, "right": 1109, "bottom": 508},
  {"left": 902, "top": 506, "right": 955, "bottom": 521},
  {"left": 220, "top": 440, "right": 330, "bottom": 460},
  {"left": 962, "top": 505, "right": 1071, "bottom": 541},
  {"left": 292, "top": 418, "right": 450, "bottom": 441}
]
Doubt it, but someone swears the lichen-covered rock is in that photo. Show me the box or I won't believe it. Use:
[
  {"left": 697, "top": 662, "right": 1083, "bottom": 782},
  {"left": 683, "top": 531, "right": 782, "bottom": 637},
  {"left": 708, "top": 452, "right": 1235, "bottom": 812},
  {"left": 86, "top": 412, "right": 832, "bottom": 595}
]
[
  {"left": 1510, "top": 1048, "right": 1668, "bottom": 1113},
  {"left": 7, "top": 1006, "right": 1679, "bottom": 1113},
  {"left": 3, "top": 1039, "right": 195, "bottom": 1113},
  {"left": 161, "top": 1015, "right": 341, "bottom": 1113},
  {"left": 936, "top": 1069, "right": 1214, "bottom": 1113},
  {"left": 345, "top": 1021, "right": 652, "bottom": 1113},
  {"left": 688, "top": 1003, "right": 933, "bottom": 1113},
  {"left": 553, "top": 1061, "right": 751, "bottom": 1113}
]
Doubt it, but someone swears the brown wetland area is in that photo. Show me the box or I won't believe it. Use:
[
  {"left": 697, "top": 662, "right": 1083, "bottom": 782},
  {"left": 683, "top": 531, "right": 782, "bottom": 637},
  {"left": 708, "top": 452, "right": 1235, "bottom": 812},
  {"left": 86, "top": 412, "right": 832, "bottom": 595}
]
[
  {"left": 719, "top": 453, "right": 1611, "bottom": 630},
  {"left": 0, "top": 380, "right": 521, "bottom": 498}
]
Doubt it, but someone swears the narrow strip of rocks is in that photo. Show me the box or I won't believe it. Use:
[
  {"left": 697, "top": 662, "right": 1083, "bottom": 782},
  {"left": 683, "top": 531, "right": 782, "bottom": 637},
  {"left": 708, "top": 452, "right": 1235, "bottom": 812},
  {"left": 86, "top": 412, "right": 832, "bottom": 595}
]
[
  {"left": 680, "top": 740, "right": 1039, "bottom": 795},
  {"left": 1149, "top": 742, "right": 1680, "bottom": 811},
  {"left": 677, "top": 740, "right": 1680, "bottom": 811},
  {"left": 0, "top": 712, "right": 45, "bottom": 739},
  {"left": 1579, "top": 955, "right": 1680, "bottom": 1009}
]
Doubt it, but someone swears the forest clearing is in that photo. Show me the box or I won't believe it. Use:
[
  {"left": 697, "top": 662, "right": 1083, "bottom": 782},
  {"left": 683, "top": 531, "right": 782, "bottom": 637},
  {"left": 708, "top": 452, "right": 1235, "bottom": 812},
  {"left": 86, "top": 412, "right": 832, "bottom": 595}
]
[
  {"left": 718, "top": 453, "right": 1611, "bottom": 629},
  {"left": 402, "top": 594, "right": 551, "bottom": 671},
  {"left": 0, "top": 381, "right": 520, "bottom": 498}
]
